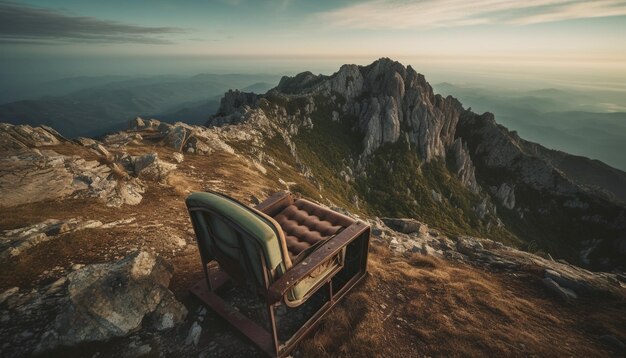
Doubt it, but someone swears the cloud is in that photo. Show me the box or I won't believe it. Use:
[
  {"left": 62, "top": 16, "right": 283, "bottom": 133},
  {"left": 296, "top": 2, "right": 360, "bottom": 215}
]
[
  {"left": 0, "top": 1, "right": 185, "bottom": 44},
  {"left": 319, "top": 0, "right": 626, "bottom": 30}
]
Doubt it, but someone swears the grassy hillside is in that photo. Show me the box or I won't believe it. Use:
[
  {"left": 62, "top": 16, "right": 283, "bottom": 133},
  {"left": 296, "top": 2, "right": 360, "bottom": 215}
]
[{"left": 261, "top": 93, "right": 521, "bottom": 247}]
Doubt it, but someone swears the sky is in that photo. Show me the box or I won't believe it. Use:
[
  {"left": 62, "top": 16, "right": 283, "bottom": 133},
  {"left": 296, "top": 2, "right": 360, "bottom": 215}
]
[{"left": 1, "top": 0, "right": 626, "bottom": 90}]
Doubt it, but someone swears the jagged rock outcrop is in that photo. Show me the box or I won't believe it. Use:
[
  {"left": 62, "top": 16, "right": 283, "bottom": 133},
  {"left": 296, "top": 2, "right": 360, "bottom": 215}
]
[
  {"left": 0, "top": 149, "right": 80, "bottom": 206},
  {"left": 208, "top": 58, "right": 475, "bottom": 201},
  {"left": 183, "top": 127, "right": 235, "bottom": 155},
  {"left": 162, "top": 124, "right": 192, "bottom": 151},
  {"left": 456, "top": 111, "right": 626, "bottom": 270},
  {"left": 491, "top": 183, "right": 515, "bottom": 209},
  {"left": 216, "top": 90, "right": 259, "bottom": 116},
  {"left": 0, "top": 123, "right": 66, "bottom": 151},
  {"left": 126, "top": 120, "right": 235, "bottom": 155},
  {"left": 0, "top": 119, "right": 245, "bottom": 210},
  {"left": 0, "top": 251, "right": 187, "bottom": 357},
  {"left": 0, "top": 148, "right": 145, "bottom": 207},
  {"left": 0, "top": 120, "right": 244, "bottom": 209},
  {"left": 102, "top": 131, "right": 143, "bottom": 147},
  {"left": 129, "top": 117, "right": 161, "bottom": 131},
  {"left": 456, "top": 112, "right": 580, "bottom": 195},
  {"left": 450, "top": 138, "right": 479, "bottom": 193},
  {"left": 0, "top": 218, "right": 103, "bottom": 259}
]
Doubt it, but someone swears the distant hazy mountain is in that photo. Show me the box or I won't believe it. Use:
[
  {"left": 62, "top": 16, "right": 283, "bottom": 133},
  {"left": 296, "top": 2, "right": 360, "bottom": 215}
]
[
  {"left": 154, "top": 97, "right": 222, "bottom": 125},
  {"left": 0, "top": 75, "right": 133, "bottom": 104},
  {"left": 241, "top": 82, "right": 275, "bottom": 93},
  {"left": 154, "top": 81, "right": 276, "bottom": 125},
  {"left": 433, "top": 82, "right": 626, "bottom": 171},
  {"left": 0, "top": 74, "right": 280, "bottom": 138}
]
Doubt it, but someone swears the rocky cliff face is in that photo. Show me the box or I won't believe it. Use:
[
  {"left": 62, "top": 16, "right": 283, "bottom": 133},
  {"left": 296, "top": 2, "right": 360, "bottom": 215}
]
[
  {"left": 208, "top": 58, "right": 626, "bottom": 271},
  {"left": 456, "top": 111, "right": 626, "bottom": 269},
  {"left": 213, "top": 59, "right": 464, "bottom": 163}
]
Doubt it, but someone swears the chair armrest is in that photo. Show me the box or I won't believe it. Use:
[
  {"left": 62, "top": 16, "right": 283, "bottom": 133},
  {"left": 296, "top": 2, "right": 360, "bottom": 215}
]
[
  {"left": 266, "top": 221, "right": 370, "bottom": 305},
  {"left": 255, "top": 191, "right": 293, "bottom": 216}
]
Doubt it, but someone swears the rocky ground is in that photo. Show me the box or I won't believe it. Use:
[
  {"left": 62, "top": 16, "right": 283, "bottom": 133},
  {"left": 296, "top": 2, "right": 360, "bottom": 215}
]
[{"left": 0, "top": 122, "right": 625, "bottom": 357}]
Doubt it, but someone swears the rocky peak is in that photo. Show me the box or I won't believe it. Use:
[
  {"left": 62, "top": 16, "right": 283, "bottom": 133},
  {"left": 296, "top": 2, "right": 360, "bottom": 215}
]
[
  {"left": 328, "top": 64, "right": 364, "bottom": 99},
  {"left": 215, "top": 90, "right": 259, "bottom": 117},
  {"left": 276, "top": 71, "right": 325, "bottom": 94},
  {"left": 212, "top": 58, "right": 464, "bottom": 164}
]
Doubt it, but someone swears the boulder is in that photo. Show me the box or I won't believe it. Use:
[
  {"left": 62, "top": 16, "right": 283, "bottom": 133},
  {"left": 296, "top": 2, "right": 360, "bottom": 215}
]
[
  {"left": 101, "top": 132, "right": 143, "bottom": 147},
  {"left": 74, "top": 137, "right": 97, "bottom": 147},
  {"left": 431, "top": 190, "right": 443, "bottom": 203},
  {"left": 105, "top": 179, "right": 146, "bottom": 207},
  {"left": 145, "top": 119, "right": 161, "bottom": 130},
  {"left": 542, "top": 277, "right": 578, "bottom": 302},
  {"left": 129, "top": 117, "right": 145, "bottom": 130},
  {"left": 91, "top": 143, "right": 113, "bottom": 161},
  {"left": 0, "top": 251, "right": 188, "bottom": 356},
  {"left": 455, "top": 236, "right": 484, "bottom": 256},
  {"left": 474, "top": 199, "right": 489, "bottom": 219},
  {"left": 185, "top": 321, "right": 202, "bottom": 346},
  {"left": 382, "top": 218, "right": 429, "bottom": 236},
  {"left": 163, "top": 125, "right": 193, "bottom": 151},
  {"left": 158, "top": 122, "right": 173, "bottom": 134},
  {"left": 133, "top": 153, "right": 176, "bottom": 181},
  {"left": 171, "top": 152, "right": 184, "bottom": 163},
  {"left": 184, "top": 135, "right": 212, "bottom": 154}
]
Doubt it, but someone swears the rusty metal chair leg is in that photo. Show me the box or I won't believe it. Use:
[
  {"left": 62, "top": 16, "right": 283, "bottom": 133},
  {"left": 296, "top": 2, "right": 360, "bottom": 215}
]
[
  {"left": 202, "top": 262, "right": 212, "bottom": 292},
  {"left": 190, "top": 273, "right": 276, "bottom": 356},
  {"left": 267, "top": 304, "right": 281, "bottom": 357}
]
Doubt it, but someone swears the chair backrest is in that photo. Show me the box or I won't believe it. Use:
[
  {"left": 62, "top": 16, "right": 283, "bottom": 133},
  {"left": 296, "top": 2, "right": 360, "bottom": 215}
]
[{"left": 186, "top": 191, "right": 289, "bottom": 290}]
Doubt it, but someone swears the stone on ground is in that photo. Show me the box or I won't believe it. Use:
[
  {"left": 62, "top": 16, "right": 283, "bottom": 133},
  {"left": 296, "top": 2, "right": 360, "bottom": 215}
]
[{"left": 0, "top": 251, "right": 188, "bottom": 356}]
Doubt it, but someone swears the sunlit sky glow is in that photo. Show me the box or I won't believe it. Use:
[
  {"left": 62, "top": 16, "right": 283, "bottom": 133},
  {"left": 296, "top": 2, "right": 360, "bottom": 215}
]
[{"left": 1, "top": 0, "right": 625, "bottom": 89}]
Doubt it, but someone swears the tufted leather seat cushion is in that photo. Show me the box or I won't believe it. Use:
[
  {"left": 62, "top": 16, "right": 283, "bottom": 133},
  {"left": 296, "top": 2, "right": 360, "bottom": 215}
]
[{"left": 273, "top": 198, "right": 355, "bottom": 261}]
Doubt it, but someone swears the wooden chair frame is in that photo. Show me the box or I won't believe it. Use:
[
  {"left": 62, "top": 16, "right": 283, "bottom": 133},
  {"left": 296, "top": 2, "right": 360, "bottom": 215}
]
[{"left": 187, "top": 192, "right": 370, "bottom": 357}]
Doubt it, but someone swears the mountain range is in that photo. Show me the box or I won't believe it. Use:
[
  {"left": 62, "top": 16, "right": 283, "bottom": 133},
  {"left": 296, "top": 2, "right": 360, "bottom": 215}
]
[
  {"left": 433, "top": 82, "right": 626, "bottom": 171},
  {"left": 0, "top": 74, "right": 278, "bottom": 138}
]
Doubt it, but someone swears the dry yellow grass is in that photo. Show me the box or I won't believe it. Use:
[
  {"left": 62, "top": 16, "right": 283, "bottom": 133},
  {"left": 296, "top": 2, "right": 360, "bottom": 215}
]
[
  {"left": 166, "top": 172, "right": 197, "bottom": 197},
  {"left": 299, "top": 244, "right": 623, "bottom": 357}
]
